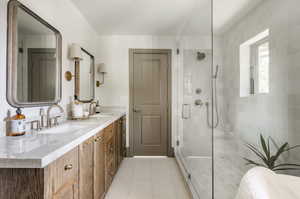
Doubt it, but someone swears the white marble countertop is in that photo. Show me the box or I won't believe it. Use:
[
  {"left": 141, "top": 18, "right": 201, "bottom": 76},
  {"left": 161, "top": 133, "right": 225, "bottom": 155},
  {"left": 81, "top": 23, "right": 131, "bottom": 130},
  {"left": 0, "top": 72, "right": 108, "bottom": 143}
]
[{"left": 0, "top": 111, "right": 126, "bottom": 168}]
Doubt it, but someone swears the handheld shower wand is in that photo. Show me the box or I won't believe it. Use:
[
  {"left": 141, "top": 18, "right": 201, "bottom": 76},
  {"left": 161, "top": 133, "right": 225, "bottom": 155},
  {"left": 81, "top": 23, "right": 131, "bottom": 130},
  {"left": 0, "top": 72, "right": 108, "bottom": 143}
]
[
  {"left": 213, "top": 65, "right": 219, "bottom": 79},
  {"left": 206, "top": 65, "right": 220, "bottom": 129}
]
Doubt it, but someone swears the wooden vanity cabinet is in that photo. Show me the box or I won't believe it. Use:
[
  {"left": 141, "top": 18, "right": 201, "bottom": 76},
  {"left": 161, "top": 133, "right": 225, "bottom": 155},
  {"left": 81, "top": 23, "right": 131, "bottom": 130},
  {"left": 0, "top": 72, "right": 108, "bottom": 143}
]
[
  {"left": 79, "top": 137, "right": 94, "bottom": 199},
  {"left": 94, "top": 132, "right": 105, "bottom": 199},
  {"left": 0, "top": 117, "right": 126, "bottom": 199},
  {"left": 0, "top": 147, "right": 79, "bottom": 199}
]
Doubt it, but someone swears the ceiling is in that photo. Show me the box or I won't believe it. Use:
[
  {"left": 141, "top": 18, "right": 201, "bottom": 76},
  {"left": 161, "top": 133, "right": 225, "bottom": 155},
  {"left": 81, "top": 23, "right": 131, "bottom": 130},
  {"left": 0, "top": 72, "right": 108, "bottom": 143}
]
[
  {"left": 214, "top": 0, "right": 263, "bottom": 34},
  {"left": 71, "top": 0, "right": 263, "bottom": 36}
]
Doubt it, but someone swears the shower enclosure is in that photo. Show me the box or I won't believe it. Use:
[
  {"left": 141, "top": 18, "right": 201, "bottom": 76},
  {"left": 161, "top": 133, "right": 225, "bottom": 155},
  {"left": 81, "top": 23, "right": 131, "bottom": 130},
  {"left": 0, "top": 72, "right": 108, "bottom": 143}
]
[
  {"left": 175, "top": 0, "right": 300, "bottom": 198},
  {"left": 175, "top": 47, "right": 214, "bottom": 199},
  {"left": 174, "top": 0, "right": 214, "bottom": 198}
]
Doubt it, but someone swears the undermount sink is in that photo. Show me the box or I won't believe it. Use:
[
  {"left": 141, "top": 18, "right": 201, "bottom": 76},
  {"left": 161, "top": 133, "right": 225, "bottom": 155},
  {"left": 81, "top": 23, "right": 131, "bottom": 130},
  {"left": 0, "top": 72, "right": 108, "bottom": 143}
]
[
  {"left": 38, "top": 123, "right": 85, "bottom": 135},
  {"left": 89, "top": 113, "right": 115, "bottom": 118}
]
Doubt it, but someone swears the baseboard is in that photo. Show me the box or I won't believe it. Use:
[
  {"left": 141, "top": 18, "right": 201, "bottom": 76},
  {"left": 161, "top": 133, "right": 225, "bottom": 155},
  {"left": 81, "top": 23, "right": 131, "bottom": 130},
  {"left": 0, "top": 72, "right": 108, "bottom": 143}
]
[
  {"left": 168, "top": 147, "right": 175, "bottom": 157},
  {"left": 126, "top": 147, "right": 175, "bottom": 157},
  {"left": 126, "top": 147, "right": 132, "bottom": 157}
]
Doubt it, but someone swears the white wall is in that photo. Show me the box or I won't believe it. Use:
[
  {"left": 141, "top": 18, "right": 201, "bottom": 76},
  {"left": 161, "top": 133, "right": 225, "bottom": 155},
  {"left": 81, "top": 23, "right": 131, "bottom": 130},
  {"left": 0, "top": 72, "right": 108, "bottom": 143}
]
[
  {"left": 221, "top": 0, "right": 300, "bottom": 157},
  {"left": 0, "top": 0, "right": 98, "bottom": 136},
  {"left": 95, "top": 35, "right": 179, "bottom": 147}
]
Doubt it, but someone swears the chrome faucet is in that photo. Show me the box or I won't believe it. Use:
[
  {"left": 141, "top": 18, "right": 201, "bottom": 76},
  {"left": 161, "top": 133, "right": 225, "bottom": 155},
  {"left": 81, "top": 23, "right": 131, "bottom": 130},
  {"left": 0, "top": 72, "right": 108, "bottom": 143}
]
[
  {"left": 89, "top": 101, "right": 97, "bottom": 116},
  {"left": 40, "top": 108, "right": 46, "bottom": 128},
  {"left": 47, "top": 104, "right": 64, "bottom": 128}
]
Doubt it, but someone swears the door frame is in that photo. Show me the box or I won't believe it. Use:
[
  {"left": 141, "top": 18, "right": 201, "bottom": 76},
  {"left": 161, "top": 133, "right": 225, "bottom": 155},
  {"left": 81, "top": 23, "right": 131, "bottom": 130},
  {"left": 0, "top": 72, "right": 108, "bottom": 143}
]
[{"left": 128, "top": 49, "right": 173, "bottom": 157}]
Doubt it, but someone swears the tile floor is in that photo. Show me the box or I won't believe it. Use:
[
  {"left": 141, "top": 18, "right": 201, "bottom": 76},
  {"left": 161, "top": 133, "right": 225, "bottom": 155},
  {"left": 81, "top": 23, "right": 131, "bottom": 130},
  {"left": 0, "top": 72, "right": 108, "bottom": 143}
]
[{"left": 105, "top": 157, "right": 192, "bottom": 199}]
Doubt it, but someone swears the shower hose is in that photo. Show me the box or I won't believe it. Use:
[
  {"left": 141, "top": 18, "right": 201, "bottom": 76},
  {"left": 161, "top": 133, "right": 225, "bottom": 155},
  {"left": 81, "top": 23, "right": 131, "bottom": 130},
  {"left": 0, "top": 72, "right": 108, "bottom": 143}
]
[{"left": 206, "top": 76, "right": 219, "bottom": 129}]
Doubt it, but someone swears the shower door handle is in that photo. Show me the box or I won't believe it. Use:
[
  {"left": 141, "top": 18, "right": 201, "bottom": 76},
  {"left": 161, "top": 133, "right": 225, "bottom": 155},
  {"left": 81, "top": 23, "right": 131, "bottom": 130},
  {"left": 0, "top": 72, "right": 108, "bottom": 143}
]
[{"left": 182, "top": 104, "right": 191, "bottom": 119}]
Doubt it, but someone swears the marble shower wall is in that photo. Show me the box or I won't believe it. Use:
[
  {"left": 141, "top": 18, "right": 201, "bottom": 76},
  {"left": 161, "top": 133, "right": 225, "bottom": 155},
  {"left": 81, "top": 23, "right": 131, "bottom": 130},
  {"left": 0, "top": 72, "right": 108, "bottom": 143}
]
[{"left": 220, "top": 0, "right": 300, "bottom": 161}]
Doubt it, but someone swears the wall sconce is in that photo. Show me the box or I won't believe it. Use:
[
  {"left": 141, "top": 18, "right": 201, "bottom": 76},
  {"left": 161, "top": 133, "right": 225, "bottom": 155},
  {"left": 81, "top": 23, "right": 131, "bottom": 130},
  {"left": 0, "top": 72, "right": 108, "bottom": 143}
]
[
  {"left": 65, "top": 43, "right": 83, "bottom": 99},
  {"left": 65, "top": 43, "right": 83, "bottom": 81},
  {"left": 96, "top": 63, "right": 107, "bottom": 87}
]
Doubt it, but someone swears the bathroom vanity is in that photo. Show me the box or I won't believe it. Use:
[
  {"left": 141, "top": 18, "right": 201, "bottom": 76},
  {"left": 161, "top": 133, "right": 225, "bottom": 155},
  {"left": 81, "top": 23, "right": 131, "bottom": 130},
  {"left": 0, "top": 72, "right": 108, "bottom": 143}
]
[
  {"left": 0, "top": 113, "right": 126, "bottom": 199},
  {"left": 2, "top": 1, "right": 127, "bottom": 198}
]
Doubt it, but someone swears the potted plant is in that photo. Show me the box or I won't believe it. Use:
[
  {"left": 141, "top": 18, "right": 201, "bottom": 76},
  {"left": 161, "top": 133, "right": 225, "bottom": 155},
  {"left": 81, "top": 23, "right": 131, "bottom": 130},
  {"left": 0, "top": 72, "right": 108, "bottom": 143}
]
[{"left": 244, "top": 134, "right": 300, "bottom": 171}]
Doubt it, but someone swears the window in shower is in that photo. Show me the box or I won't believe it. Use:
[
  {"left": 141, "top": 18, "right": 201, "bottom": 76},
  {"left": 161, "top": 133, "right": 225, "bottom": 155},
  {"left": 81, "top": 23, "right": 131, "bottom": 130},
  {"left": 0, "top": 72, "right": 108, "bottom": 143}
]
[
  {"left": 250, "top": 38, "right": 270, "bottom": 94},
  {"left": 239, "top": 29, "right": 269, "bottom": 97}
]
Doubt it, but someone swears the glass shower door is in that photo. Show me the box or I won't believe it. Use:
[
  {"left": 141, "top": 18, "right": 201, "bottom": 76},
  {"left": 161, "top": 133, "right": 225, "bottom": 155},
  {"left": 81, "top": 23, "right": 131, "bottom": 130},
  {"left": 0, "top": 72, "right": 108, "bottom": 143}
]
[
  {"left": 175, "top": 0, "right": 213, "bottom": 197},
  {"left": 179, "top": 49, "right": 213, "bottom": 199}
]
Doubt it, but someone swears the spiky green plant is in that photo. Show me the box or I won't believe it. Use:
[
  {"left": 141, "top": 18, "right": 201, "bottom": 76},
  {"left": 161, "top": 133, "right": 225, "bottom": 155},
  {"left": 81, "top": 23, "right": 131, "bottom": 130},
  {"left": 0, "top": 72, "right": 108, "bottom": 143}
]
[{"left": 244, "top": 134, "right": 300, "bottom": 171}]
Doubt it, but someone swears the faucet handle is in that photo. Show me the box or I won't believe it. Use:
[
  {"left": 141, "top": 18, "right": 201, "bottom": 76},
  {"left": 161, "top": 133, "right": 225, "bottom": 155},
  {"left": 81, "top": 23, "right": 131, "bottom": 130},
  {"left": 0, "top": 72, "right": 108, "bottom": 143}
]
[
  {"left": 47, "top": 118, "right": 54, "bottom": 128},
  {"left": 40, "top": 108, "right": 45, "bottom": 116},
  {"left": 29, "top": 120, "right": 41, "bottom": 131},
  {"left": 54, "top": 116, "right": 61, "bottom": 126}
]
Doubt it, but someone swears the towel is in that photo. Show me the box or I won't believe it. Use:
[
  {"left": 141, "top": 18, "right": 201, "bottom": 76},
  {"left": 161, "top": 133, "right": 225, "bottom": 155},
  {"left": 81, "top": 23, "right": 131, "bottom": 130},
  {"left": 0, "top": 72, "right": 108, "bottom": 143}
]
[{"left": 235, "top": 167, "right": 300, "bottom": 199}]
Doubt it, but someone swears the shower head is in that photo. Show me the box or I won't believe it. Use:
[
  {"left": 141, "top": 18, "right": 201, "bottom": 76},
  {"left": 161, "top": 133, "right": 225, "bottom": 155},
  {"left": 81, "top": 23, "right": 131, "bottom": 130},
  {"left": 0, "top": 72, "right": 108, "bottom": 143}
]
[{"left": 197, "top": 52, "right": 206, "bottom": 61}]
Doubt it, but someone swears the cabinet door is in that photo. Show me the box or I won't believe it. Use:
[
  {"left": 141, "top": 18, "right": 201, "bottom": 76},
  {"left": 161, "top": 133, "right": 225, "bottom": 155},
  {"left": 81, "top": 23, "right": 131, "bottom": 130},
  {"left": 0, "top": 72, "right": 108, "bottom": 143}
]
[
  {"left": 94, "top": 132, "right": 105, "bottom": 199},
  {"left": 52, "top": 147, "right": 79, "bottom": 199},
  {"left": 114, "top": 121, "right": 120, "bottom": 170},
  {"left": 104, "top": 127, "right": 115, "bottom": 191},
  {"left": 117, "top": 119, "right": 123, "bottom": 167},
  {"left": 53, "top": 183, "right": 79, "bottom": 199},
  {"left": 121, "top": 116, "right": 127, "bottom": 159},
  {"left": 79, "top": 138, "right": 94, "bottom": 199}
]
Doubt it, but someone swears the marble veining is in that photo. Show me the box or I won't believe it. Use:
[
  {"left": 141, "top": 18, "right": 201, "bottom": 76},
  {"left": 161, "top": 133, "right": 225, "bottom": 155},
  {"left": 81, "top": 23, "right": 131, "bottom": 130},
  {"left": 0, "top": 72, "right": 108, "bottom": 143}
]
[{"left": 0, "top": 112, "right": 126, "bottom": 168}]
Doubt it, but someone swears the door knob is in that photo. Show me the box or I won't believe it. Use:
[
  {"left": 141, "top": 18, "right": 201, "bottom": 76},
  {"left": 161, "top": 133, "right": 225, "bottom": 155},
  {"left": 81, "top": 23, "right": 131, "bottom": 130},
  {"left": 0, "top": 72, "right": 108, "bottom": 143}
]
[{"left": 133, "top": 109, "right": 141, "bottom": 113}]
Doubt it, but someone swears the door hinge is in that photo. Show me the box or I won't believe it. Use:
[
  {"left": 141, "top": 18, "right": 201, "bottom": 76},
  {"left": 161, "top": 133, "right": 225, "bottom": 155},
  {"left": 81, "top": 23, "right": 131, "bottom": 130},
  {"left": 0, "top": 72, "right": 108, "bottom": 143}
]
[
  {"left": 176, "top": 140, "right": 180, "bottom": 146},
  {"left": 176, "top": 48, "right": 180, "bottom": 55}
]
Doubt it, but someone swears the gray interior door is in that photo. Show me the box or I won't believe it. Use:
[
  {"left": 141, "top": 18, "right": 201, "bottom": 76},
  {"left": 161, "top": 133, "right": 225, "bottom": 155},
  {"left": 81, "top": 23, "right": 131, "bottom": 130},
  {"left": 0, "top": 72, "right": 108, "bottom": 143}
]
[{"left": 132, "top": 52, "right": 169, "bottom": 156}]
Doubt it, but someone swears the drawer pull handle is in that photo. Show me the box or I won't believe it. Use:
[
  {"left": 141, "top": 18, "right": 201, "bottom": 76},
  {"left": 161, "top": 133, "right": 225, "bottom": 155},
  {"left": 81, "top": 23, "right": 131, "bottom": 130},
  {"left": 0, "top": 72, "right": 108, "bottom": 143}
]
[
  {"left": 64, "top": 164, "right": 73, "bottom": 170},
  {"left": 95, "top": 137, "right": 103, "bottom": 142}
]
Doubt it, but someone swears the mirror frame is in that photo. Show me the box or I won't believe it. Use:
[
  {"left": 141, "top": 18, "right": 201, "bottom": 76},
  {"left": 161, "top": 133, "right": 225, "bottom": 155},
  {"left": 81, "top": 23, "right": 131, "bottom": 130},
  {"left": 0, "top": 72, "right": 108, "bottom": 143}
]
[
  {"left": 74, "top": 47, "right": 95, "bottom": 103},
  {"left": 6, "top": 0, "right": 62, "bottom": 108}
]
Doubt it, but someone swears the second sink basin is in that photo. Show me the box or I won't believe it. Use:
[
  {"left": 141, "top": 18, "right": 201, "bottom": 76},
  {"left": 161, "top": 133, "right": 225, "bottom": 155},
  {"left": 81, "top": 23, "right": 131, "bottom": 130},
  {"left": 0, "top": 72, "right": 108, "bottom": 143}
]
[
  {"left": 38, "top": 123, "right": 85, "bottom": 135},
  {"left": 89, "top": 113, "right": 115, "bottom": 119}
]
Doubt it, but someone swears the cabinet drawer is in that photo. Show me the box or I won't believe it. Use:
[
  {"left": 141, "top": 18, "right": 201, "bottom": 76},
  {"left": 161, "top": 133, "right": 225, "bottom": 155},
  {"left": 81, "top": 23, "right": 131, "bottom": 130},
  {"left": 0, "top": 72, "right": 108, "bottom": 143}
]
[
  {"left": 104, "top": 124, "right": 114, "bottom": 141},
  {"left": 53, "top": 147, "right": 79, "bottom": 193}
]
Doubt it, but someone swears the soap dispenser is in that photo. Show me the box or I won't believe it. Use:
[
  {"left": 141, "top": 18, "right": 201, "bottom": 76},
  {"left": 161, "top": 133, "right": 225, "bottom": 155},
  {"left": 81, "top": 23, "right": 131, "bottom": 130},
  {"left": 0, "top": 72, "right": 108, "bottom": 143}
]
[{"left": 8, "top": 108, "right": 26, "bottom": 136}]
